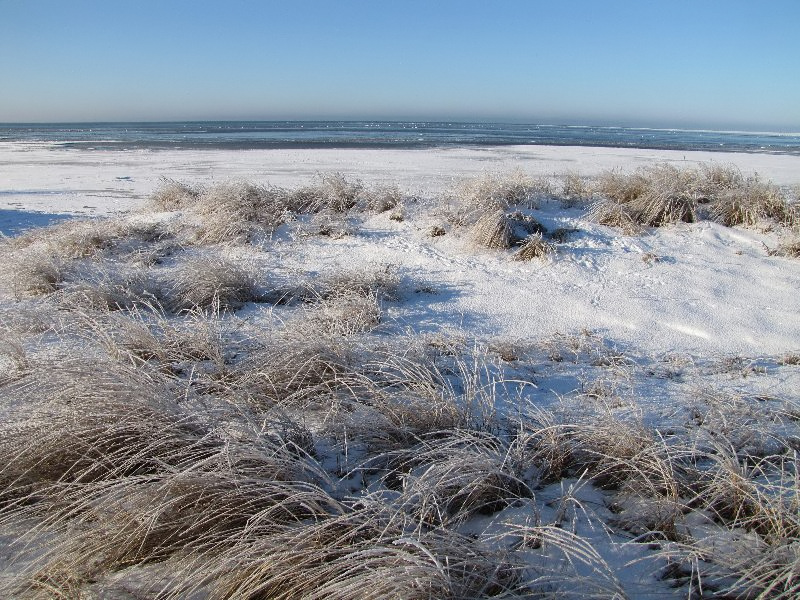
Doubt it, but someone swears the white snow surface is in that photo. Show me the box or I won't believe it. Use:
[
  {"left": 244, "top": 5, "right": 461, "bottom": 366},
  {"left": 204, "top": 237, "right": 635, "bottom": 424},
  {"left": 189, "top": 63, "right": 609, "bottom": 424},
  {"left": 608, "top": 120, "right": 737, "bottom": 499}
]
[{"left": 2, "top": 142, "right": 798, "bottom": 360}]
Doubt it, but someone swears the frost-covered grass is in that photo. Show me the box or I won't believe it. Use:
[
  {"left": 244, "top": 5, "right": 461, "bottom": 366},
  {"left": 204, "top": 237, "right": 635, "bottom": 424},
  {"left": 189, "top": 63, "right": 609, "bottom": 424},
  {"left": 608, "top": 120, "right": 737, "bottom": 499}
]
[
  {"left": 588, "top": 163, "right": 796, "bottom": 230},
  {"left": 1, "top": 168, "right": 799, "bottom": 599}
]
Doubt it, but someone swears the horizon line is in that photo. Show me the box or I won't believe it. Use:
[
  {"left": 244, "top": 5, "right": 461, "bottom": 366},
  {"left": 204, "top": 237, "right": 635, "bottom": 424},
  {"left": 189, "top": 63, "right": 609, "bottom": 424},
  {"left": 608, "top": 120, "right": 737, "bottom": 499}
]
[{"left": 1, "top": 119, "right": 799, "bottom": 136}]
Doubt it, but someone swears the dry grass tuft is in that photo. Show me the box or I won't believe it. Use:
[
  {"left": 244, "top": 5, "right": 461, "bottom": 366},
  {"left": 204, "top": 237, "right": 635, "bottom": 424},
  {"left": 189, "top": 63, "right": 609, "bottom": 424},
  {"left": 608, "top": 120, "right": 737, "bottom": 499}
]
[
  {"left": 187, "top": 504, "right": 522, "bottom": 600},
  {"left": 19, "top": 474, "right": 338, "bottom": 594},
  {"left": 304, "top": 290, "right": 383, "bottom": 336},
  {"left": 513, "top": 233, "right": 555, "bottom": 261},
  {"left": 612, "top": 164, "right": 699, "bottom": 227},
  {"left": 289, "top": 172, "right": 364, "bottom": 214},
  {"left": 560, "top": 170, "right": 594, "bottom": 206},
  {"left": 230, "top": 330, "right": 362, "bottom": 410},
  {"left": 191, "top": 181, "right": 291, "bottom": 244},
  {"left": 354, "top": 340, "right": 510, "bottom": 450},
  {"left": 657, "top": 440, "right": 800, "bottom": 599},
  {"left": 301, "top": 266, "right": 402, "bottom": 303},
  {"left": 768, "top": 238, "right": 800, "bottom": 258},
  {"left": 586, "top": 200, "right": 641, "bottom": 235},
  {"left": 471, "top": 210, "right": 514, "bottom": 249},
  {"left": 146, "top": 178, "right": 201, "bottom": 211},
  {"left": 57, "top": 262, "right": 161, "bottom": 311},
  {"left": 10, "top": 218, "right": 125, "bottom": 261},
  {"left": 0, "top": 248, "right": 65, "bottom": 298},
  {"left": 589, "top": 163, "right": 794, "bottom": 232},
  {"left": 1, "top": 375, "right": 338, "bottom": 596},
  {"left": 447, "top": 169, "right": 547, "bottom": 225},
  {"left": 709, "top": 178, "right": 791, "bottom": 227},
  {"left": 81, "top": 305, "right": 230, "bottom": 372},
  {"left": 391, "top": 431, "right": 532, "bottom": 525},
  {"left": 0, "top": 359, "right": 210, "bottom": 504},
  {"left": 165, "top": 255, "right": 260, "bottom": 312},
  {"left": 357, "top": 184, "right": 404, "bottom": 213}
]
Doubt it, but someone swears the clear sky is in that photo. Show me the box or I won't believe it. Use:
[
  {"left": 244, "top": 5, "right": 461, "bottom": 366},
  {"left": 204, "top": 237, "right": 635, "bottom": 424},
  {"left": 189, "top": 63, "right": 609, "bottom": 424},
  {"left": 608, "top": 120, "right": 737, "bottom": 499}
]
[{"left": 1, "top": 0, "right": 798, "bottom": 130}]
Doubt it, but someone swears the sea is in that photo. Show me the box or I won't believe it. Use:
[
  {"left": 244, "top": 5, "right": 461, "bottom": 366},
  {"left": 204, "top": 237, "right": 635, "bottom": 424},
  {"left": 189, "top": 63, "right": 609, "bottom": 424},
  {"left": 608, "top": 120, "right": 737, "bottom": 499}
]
[{"left": 1, "top": 121, "right": 799, "bottom": 155}]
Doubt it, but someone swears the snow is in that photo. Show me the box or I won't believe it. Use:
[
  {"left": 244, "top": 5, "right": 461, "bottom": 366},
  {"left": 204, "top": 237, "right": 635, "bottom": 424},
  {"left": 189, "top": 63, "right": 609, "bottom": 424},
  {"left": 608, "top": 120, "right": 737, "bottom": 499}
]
[
  {"left": 2, "top": 142, "right": 800, "bottom": 217},
  {"left": 1, "top": 141, "right": 799, "bottom": 598},
  {"left": 4, "top": 141, "right": 797, "bottom": 357}
]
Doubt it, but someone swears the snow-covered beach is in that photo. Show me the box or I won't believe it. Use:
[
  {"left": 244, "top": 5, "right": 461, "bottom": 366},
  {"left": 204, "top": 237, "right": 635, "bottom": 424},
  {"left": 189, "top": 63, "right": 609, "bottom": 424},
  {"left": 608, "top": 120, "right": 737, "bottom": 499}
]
[
  {"left": 2, "top": 142, "right": 799, "bottom": 598},
  {"left": 3, "top": 142, "right": 800, "bottom": 217},
  {"left": 2, "top": 142, "right": 799, "bottom": 357}
]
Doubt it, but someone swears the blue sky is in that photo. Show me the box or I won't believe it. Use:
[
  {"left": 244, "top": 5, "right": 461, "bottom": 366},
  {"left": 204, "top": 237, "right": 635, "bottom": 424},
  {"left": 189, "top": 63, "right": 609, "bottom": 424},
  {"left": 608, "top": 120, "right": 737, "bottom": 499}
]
[{"left": 1, "top": 0, "right": 798, "bottom": 130}]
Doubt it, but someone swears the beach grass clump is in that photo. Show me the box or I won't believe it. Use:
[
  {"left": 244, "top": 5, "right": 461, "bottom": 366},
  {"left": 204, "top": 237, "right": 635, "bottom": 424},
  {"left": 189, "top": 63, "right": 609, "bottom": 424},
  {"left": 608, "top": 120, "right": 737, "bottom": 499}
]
[
  {"left": 357, "top": 183, "right": 405, "bottom": 213},
  {"left": 469, "top": 206, "right": 548, "bottom": 251},
  {"left": 595, "top": 168, "right": 651, "bottom": 205},
  {"left": 768, "top": 238, "right": 800, "bottom": 258},
  {"left": 1, "top": 248, "right": 65, "bottom": 298},
  {"left": 0, "top": 359, "right": 213, "bottom": 504},
  {"left": 708, "top": 176, "right": 791, "bottom": 227},
  {"left": 447, "top": 169, "right": 548, "bottom": 225},
  {"left": 57, "top": 262, "right": 161, "bottom": 311},
  {"left": 146, "top": 177, "right": 201, "bottom": 211},
  {"left": 165, "top": 255, "right": 261, "bottom": 312},
  {"left": 301, "top": 266, "right": 402, "bottom": 303},
  {"left": 596, "top": 443, "right": 689, "bottom": 539},
  {"left": 471, "top": 210, "right": 514, "bottom": 249},
  {"left": 191, "top": 181, "right": 291, "bottom": 244},
  {"left": 17, "top": 474, "right": 338, "bottom": 595},
  {"left": 586, "top": 199, "right": 641, "bottom": 235},
  {"left": 510, "top": 413, "right": 578, "bottom": 485},
  {"left": 1, "top": 217, "right": 182, "bottom": 299},
  {"left": 589, "top": 165, "right": 698, "bottom": 228},
  {"left": 349, "top": 348, "right": 483, "bottom": 454},
  {"left": 229, "top": 328, "right": 363, "bottom": 410},
  {"left": 82, "top": 306, "right": 230, "bottom": 372},
  {"left": 391, "top": 431, "right": 532, "bottom": 525},
  {"left": 692, "top": 442, "right": 799, "bottom": 537},
  {"left": 619, "top": 164, "right": 700, "bottom": 226},
  {"left": 560, "top": 170, "right": 594, "bottom": 206},
  {"left": 589, "top": 163, "right": 794, "bottom": 231},
  {"left": 178, "top": 502, "right": 522, "bottom": 600},
  {"left": 571, "top": 415, "right": 660, "bottom": 487},
  {"left": 656, "top": 440, "right": 800, "bottom": 599},
  {"left": 304, "top": 290, "right": 383, "bottom": 336},
  {"left": 289, "top": 172, "right": 364, "bottom": 214},
  {"left": 1, "top": 393, "right": 339, "bottom": 595},
  {"left": 467, "top": 169, "right": 547, "bottom": 208},
  {"left": 6, "top": 218, "right": 121, "bottom": 258},
  {"left": 513, "top": 233, "right": 555, "bottom": 261},
  {"left": 359, "top": 340, "right": 509, "bottom": 443}
]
